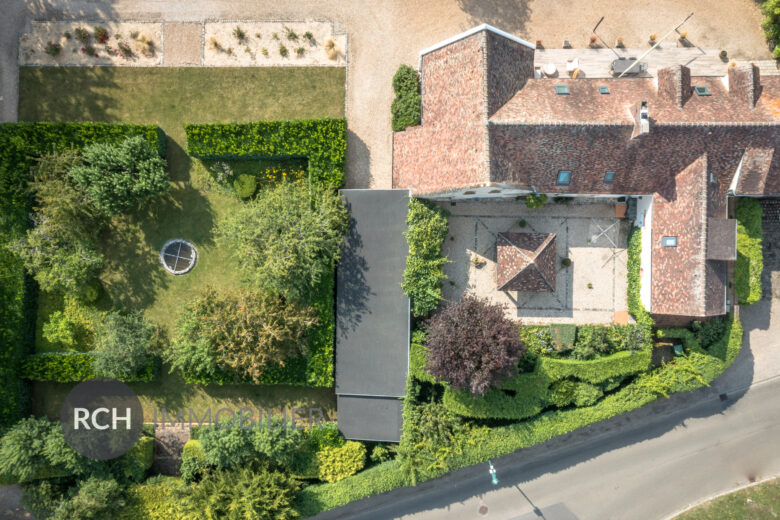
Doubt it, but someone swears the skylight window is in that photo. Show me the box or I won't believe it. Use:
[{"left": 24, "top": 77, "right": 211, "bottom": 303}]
[
  {"left": 554, "top": 85, "right": 570, "bottom": 95},
  {"left": 604, "top": 171, "right": 615, "bottom": 184},
  {"left": 556, "top": 170, "right": 572, "bottom": 186},
  {"left": 693, "top": 86, "right": 711, "bottom": 96},
  {"left": 662, "top": 236, "right": 678, "bottom": 247},
  {"left": 599, "top": 86, "right": 610, "bottom": 94}
]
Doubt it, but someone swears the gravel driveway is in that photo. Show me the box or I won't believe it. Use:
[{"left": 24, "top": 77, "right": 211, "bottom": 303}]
[{"left": 1, "top": 0, "right": 773, "bottom": 189}]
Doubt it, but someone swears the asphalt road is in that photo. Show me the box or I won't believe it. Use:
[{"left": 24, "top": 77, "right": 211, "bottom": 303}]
[{"left": 315, "top": 373, "right": 780, "bottom": 520}]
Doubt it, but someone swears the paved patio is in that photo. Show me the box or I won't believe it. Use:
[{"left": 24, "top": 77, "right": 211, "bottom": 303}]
[{"left": 439, "top": 200, "right": 629, "bottom": 324}]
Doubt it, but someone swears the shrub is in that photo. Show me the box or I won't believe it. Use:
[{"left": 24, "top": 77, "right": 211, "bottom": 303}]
[
  {"left": 42, "top": 297, "right": 98, "bottom": 351},
  {"left": 561, "top": 257, "right": 571, "bottom": 267},
  {"left": 21, "top": 479, "right": 67, "bottom": 519},
  {"left": 538, "top": 349, "right": 652, "bottom": 384},
  {"left": 735, "top": 198, "right": 763, "bottom": 305},
  {"left": 391, "top": 65, "right": 422, "bottom": 131},
  {"left": 93, "top": 311, "right": 157, "bottom": 381},
  {"left": 370, "top": 445, "right": 393, "bottom": 464},
  {"left": 279, "top": 44, "right": 288, "bottom": 56},
  {"left": 572, "top": 382, "right": 604, "bottom": 406},
  {"left": 180, "top": 440, "right": 207, "bottom": 483},
  {"left": 295, "top": 46, "right": 305, "bottom": 56},
  {"left": 184, "top": 119, "right": 346, "bottom": 187},
  {"left": 691, "top": 317, "right": 728, "bottom": 348},
  {"left": 166, "top": 287, "right": 316, "bottom": 384},
  {"left": 45, "top": 41, "right": 62, "bottom": 56},
  {"left": 402, "top": 199, "right": 450, "bottom": 317},
  {"left": 0, "top": 248, "right": 30, "bottom": 429},
  {"left": 525, "top": 193, "right": 547, "bottom": 209},
  {"left": 572, "top": 325, "right": 609, "bottom": 359},
  {"left": 391, "top": 92, "right": 423, "bottom": 131},
  {"left": 21, "top": 352, "right": 158, "bottom": 383},
  {"left": 232, "top": 26, "right": 246, "bottom": 42},
  {"left": 548, "top": 379, "right": 576, "bottom": 407},
  {"left": 425, "top": 294, "right": 526, "bottom": 395},
  {"left": 392, "top": 65, "right": 420, "bottom": 96},
  {"left": 216, "top": 181, "right": 348, "bottom": 302},
  {"left": 304, "top": 31, "right": 314, "bottom": 41},
  {"left": 0, "top": 417, "right": 52, "bottom": 483},
  {"left": 75, "top": 27, "right": 90, "bottom": 43},
  {"left": 117, "top": 476, "right": 184, "bottom": 520},
  {"left": 178, "top": 467, "right": 300, "bottom": 520},
  {"left": 94, "top": 26, "right": 109, "bottom": 44},
  {"left": 232, "top": 173, "right": 257, "bottom": 199},
  {"left": 68, "top": 136, "right": 169, "bottom": 216},
  {"left": 117, "top": 41, "right": 133, "bottom": 58},
  {"left": 51, "top": 477, "right": 124, "bottom": 520},
  {"left": 317, "top": 441, "right": 366, "bottom": 483}
]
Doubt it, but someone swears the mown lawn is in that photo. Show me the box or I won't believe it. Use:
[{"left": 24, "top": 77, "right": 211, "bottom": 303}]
[
  {"left": 675, "top": 478, "right": 780, "bottom": 520},
  {"left": 19, "top": 66, "right": 345, "bottom": 416}
]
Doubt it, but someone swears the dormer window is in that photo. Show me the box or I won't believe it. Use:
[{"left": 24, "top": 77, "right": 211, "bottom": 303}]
[
  {"left": 554, "top": 85, "right": 570, "bottom": 95},
  {"left": 662, "top": 236, "right": 678, "bottom": 247},
  {"left": 599, "top": 86, "right": 610, "bottom": 94},
  {"left": 556, "top": 170, "right": 572, "bottom": 186},
  {"left": 694, "top": 86, "right": 711, "bottom": 96},
  {"left": 604, "top": 171, "right": 615, "bottom": 184}
]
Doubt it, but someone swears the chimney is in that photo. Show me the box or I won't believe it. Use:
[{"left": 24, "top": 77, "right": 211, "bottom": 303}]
[
  {"left": 631, "top": 101, "right": 650, "bottom": 139},
  {"left": 656, "top": 65, "right": 691, "bottom": 108},
  {"left": 727, "top": 63, "right": 760, "bottom": 108}
]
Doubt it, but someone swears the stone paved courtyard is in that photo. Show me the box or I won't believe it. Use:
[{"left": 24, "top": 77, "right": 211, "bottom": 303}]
[{"left": 438, "top": 199, "right": 629, "bottom": 324}]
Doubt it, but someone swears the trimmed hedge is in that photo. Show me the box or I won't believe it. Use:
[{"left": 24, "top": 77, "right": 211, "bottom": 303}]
[
  {"left": 627, "top": 226, "right": 654, "bottom": 328},
  {"left": 538, "top": 349, "right": 653, "bottom": 384},
  {"left": 402, "top": 199, "right": 450, "bottom": 317},
  {"left": 391, "top": 65, "right": 421, "bottom": 132},
  {"left": 21, "top": 352, "right": 159, "bottom": 383},
  {"left": 735, "top": 198, "right": 763, "bottom": 305},
  {"left": 184, "top": 119, "right": 347, "bottom": 187}
]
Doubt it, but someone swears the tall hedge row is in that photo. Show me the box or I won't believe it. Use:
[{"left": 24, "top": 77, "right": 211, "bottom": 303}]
[
  {"left": 627, "top": 226, "right": 653, "bottom": 328},
  {"left": 538, "top": 349, "right": 652, "bottom": 384},
  {"left": 184, "top": 119, "right": 346, "bottom": 187},
  {"left": 0, "top": 122, "right": 164, "bottom": 429},
  {"left": 735, "top": 198, "right": 763, "bottom": 305},
  {"left": 20, "top": 352, "right": 159, "bottom": 383}
]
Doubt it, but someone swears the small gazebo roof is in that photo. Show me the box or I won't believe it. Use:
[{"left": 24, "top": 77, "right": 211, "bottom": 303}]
[{"left": 496, "top": 232, "right": 557, "bottom": 292}]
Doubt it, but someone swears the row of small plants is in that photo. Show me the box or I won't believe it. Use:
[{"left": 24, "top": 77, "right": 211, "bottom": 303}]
[
  {"left": 209, "top": 26, "right": 337, "bottom": 60},
  {"left": 44, "top": 26, "right": 155, "bottom": 59}
]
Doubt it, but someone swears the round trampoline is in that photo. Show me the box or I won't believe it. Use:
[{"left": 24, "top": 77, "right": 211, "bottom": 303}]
[{"left": 160, "top": 239, "right": 198, "bottom": 275}]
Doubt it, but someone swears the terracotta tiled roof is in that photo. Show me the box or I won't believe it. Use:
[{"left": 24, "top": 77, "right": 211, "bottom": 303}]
[
  {"left": 392, "top": 25, "right": 780, "bottom": 319},
  {"left": 496, "top": 232, "right": 557, "bottom": 292}
]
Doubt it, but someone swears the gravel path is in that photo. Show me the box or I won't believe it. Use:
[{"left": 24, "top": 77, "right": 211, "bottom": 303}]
[{"left": 1, "top": 0, "right": 772, "bottom": 189}]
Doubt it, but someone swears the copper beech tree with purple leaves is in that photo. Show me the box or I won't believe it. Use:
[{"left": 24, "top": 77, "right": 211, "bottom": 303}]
[{"left": 425, "top": 294, "right": 527, "bottom": 395}]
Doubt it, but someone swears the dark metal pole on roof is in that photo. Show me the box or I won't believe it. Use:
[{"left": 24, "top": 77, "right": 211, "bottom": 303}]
[
  {"left": 618, "top": 12, "right": 695, "bottom": 78},
  {"left": 592, "top": 16, "right": 622, "bottom": 59}
]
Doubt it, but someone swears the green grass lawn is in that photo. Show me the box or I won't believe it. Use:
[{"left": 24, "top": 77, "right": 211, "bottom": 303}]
[
  {"left": 674, "top": 478, "right": 780, "bottom": 519},
  {"left": 19, "top": 66, "right": 345, "bottom": 416}
]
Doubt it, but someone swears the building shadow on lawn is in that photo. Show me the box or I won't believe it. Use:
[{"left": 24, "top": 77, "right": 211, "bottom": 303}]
[{"left": 311, "top": 339, "right": 755, "bottom": 520}]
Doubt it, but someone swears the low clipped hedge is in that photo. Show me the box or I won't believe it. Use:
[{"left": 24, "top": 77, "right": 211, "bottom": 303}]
[
  {"left": 21, "top": 352, "right": 159, "bottom": 383},
  {"left": 402, "top": 199, "right": 450, "bottom": 317},
  {"left": 185, "top": 119, "right": 346, "bottom": 187},
  {"left": 538, "top": 349, "right": 652, "bottom": 384},
  {"left": 735, "top": 198, "right": 763, "bottom": 305}
]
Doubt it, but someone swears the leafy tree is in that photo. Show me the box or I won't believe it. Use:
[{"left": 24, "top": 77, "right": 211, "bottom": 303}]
[
  {"left": 42, "top": 297, "right": 98, "bottom": 351},
  {"left": 391, "top": 65, "right": 422, "bottom": 131},
  {"left": 0, "top": 417, "right": 52, "bottom": 483},
  {"left": 21, "top": 479, "right": 68, "bottom": 520},
  {"left": 68, "top": 136, "right": 168, "bottom": 216},
  {"left": 51, "top": 477, "right": 125, "bottom": 520},
  {"left": 691, "top": 318, "right": 728, "bottom": 348},
  {"left": 166, "top": 287, "right": 317, "bottom": 383},
  {"left": 93, "top": 311, "right": 156, "bottom": 381},
  {"left": 177, "top": 467, "right": 300, "bottom": 520},
  {"left": 216, "top": 181, "right": 349, "bottom": 301},
  {"left": 10, "top": 152, "right": 103, "bottom": 293},
  {"left": 425, "top": 294, "right": 526, "bottom": 395}
]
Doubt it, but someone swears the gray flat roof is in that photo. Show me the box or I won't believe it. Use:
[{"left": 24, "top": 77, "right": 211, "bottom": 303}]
[
  {"left": 335, "top": 189, "right": 410, "bottom": 399},
  {"left": 336, "top": 395, "right": 403, "bottom": 443}
]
